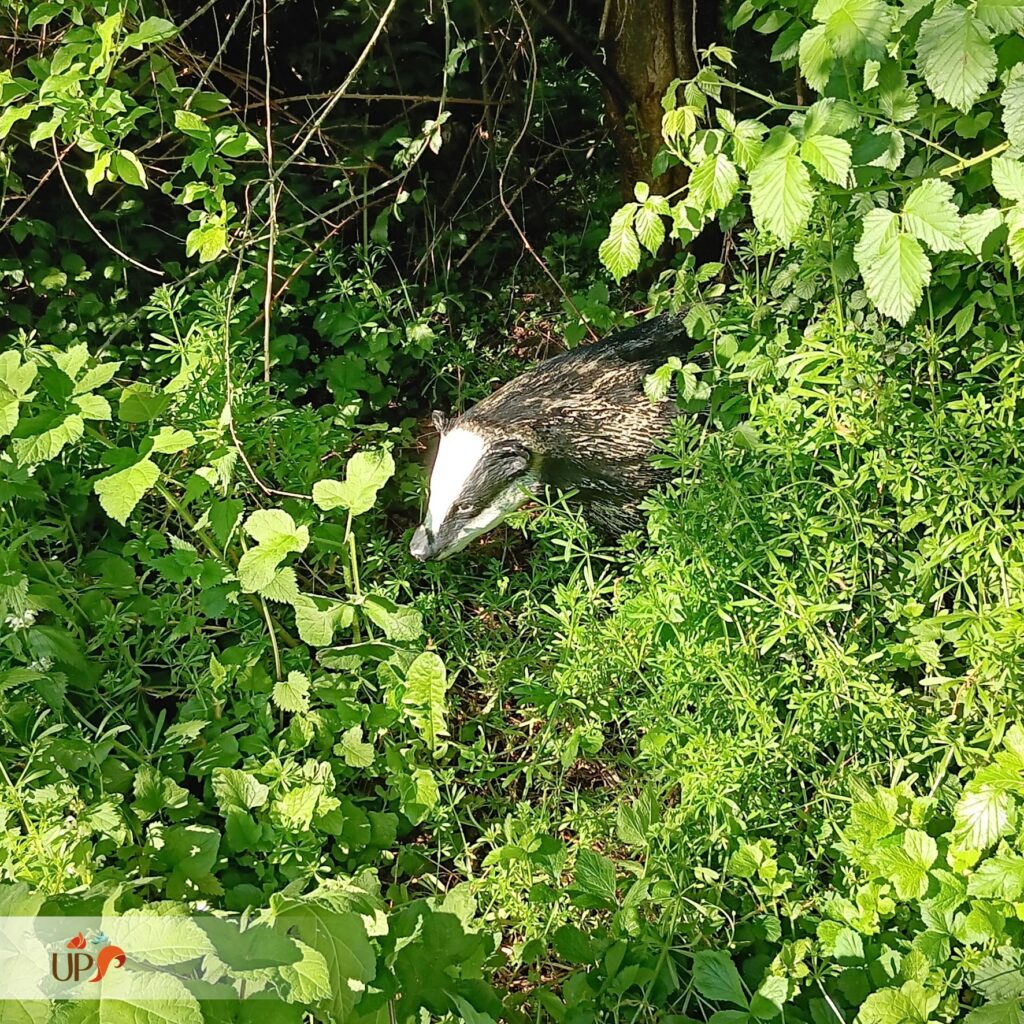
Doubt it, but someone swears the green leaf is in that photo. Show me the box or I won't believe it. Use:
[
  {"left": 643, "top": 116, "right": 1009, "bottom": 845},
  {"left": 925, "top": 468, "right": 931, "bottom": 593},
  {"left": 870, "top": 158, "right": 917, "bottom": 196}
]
[
  {"left": 731, "top": 119, "right": 766, "bottom": 170},
  {"left": 800, "top": 134, "right": 851, "bottom": 185},
  {"left": 398, "top": 766, "right": 439, "bottom": 823},
  {"left": 800, "top": 25, "right": 835, "bottom": 92},
  {"left": 976, "top": 0, "right": 1024, "bottom": 33},
  {"left": 813, "top": 0, "right": 890, "bottom": 59},
  {"left": 690, "top": 153, "right": 740, "bottom": 212},
  {"left": 335, "top": 724, "right": 374, "bottom": 768},
  {"left": 967, "top": 854, "right": 1024, "bottom": 900},
  {"left": 125, "top": 16, "right": 178, "bottom": 47},
  {"left": 211, "top": 767, "right": 270, "bottom": 813},
  {"left": 634, "top": 203, "right": 666, "bottom": 254},
  {"left": 84, "top": 967, "right": 203, "bottom": 1023},
  {"left": 361, "top": 594, "right": 423, "bottom": 640},
  {"left": 237, "top": 509, "right": 309, "bottom": 593},
  {"left": 74, "top": 359, "right": 120, "bottom": 394},
  {"left": 94, "top": 458, "right": 160, "bottom": 525},
  {"left": 273, "top": 670, "right": 310, "bottom": 714},
  {"left": 112, "top": 149, "right": 147, "bottom": 188},
  {"left": 954, "top": 782, "right": 1016, "bottom": 850},
  {"left": 902, "top": 178, "right": 963, "bottom": 252},
  {"left": 750, "top": 975, "right": 789, "bottom": 1019},
  {"left": 917, "top": 4, "right": 996, "bottom": 113},
  {"left": 574, "top": 849, "right": 618, "bottom": 905},
  {"left": 312, "top": 448, "right": 394, "bottom": 517},
  {"left": 86, "top": 151, "right": 111, "bottom": 194},
  {"left": 185, "top": 219, "right": 227, "bottom": 263},
  {"left": 151, "top": 426, "right": 196, "bottom": 453},
  {"left": 854, "top": 208, "right": 931, "bottom": 324},
  {"left": 847, "top": 789, "right": 898, "bottom": 844},
  {"left": 961, "top": 208, "right": 1003, "bottom": 256},
  {"left": 278, "top": 938, "right": 332, "bottom": 1004},
  {"left": 992, "top": 156, "right": 1024, "bottom": 202},
  {"left": 973, "top": 949, "right": 1024, "bottom": 1003},
  {"left": 72, "top": 393, "right": 111, "bottom": 420},
  {"left": 12, "top": 413, "right": 84, "bottom": 465},
  {"left": 858, "top": 982, "right": 933, "bottom": 1024},
  {"left": 118, "top": 382, "right": 171, "bottom": 422},
  {"left": 292, "top": 594, "right": 352, "bottom": 646},
  {"left": 403, "top": 651, "right": 450, "bottom": 754},
  {"left": 600, "top": 204, "right": 641, "bottom": 280},
  {"left": 878, "top": 829, "right": 937, "bottom": 899},
  {"left": 113, "top": 909, "right": 215, "bottom": 967},
  {"left": 174, "top": 109, "right": 209, "bottom": 138},
  {"left": 692, "top": 950, "right": 747, "bottom": 1007},
  {"left": 749, "top": 150, "right": 814, "bottom": 244},
  {"left": 1003, "top": 69, "right": 1024, "bottom": 149}
]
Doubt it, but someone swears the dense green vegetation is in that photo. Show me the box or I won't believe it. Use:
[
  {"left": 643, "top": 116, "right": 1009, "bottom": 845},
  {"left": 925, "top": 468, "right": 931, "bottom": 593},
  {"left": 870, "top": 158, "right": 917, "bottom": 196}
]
[{"left": 1, "top": 0, "right": 1024, "bottom": 1021}]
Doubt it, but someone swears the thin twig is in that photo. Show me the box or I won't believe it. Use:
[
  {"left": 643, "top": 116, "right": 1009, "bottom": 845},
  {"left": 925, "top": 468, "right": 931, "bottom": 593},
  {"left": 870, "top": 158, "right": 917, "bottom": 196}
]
[
  {"left": 261, "top": 0, "right": 276, "bottom": 385},
  {"left": 277, "top": 91, "right": 501, "bottom": 106},
  {"left": 0, "top": 140, "right": 71, "bottom": 234},
  {"left": 51, "top": 141, "right": 164, "bottom": 276}
]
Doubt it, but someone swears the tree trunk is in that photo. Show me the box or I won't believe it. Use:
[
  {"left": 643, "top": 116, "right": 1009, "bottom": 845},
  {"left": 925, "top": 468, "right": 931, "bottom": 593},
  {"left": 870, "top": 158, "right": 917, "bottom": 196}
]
[{"left": 600, "top": 0, "right": 697, "bottom": 196}]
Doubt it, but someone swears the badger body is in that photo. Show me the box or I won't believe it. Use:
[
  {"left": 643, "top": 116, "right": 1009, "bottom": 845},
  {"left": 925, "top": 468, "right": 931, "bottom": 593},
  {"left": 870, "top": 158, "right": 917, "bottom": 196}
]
[{"left": 410, "top": 313, "right": 691, "bottom": 561}]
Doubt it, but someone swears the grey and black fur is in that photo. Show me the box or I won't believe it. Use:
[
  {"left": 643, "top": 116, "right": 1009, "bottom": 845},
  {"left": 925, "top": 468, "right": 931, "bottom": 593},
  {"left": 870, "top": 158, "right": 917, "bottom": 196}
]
[{"left": 410, "top": 313, "right": 691, "bottom": 561}]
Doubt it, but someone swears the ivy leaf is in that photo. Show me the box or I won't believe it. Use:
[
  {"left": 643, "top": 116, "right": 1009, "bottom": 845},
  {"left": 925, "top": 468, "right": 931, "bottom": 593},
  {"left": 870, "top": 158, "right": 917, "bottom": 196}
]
[
  {"left": 902, "top": 179, "right": 963, "bottom": 252},
  {"left": 692, "top": 950, "right": 748, "bottom": 1007},
  {"left": 312, "top": 448, "right": 395, "bottom": 517},
  {"left": 799, "top": 25, "right": 835, "bottom": 92},
  {"left": 854, "top": 208, "right": 930, "bottom": 324},
  {"left": 992, "top": 156, "right": 1024, "bottom": 202},
  {"left": 273, "top": 670, "right": 310, "bottom": 714},
  {"left": 813, "top": 0, "right": 890, "bottom": 59},
  {"left": 237, "top": 509, "right": 309, "bottom": 594},
  {"left": 690, "top": 153, "right": 740, "bottom": 212},
  {"left": 954, "top": 782, "right": 1016, "bottom": 850},
  {"left": 917, "top": 5, "right": 996, "bottom": 113},
  {"left": 403, "top": 651, "right": 451, "bottom": 755},
  {"left": 749, "top": 150, "right": 814, "bottom": 244},
  {"left": 976, "top": 0, "right": 1024, "bottom": 34},
  {"left": 800, "top": 135, "right": 852, "bottom": 185},
  {"left": 93, "top": 458, "right": 159, "bottom": 525},
  {"left": 599, "top": 204, "right": 641, "bottom": 280}
]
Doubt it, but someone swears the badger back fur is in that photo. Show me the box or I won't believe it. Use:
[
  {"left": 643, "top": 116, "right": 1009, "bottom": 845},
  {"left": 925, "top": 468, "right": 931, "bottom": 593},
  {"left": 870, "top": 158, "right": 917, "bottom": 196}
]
[{"left": 410, "top": 313, "right": 692, "bottom": 561}]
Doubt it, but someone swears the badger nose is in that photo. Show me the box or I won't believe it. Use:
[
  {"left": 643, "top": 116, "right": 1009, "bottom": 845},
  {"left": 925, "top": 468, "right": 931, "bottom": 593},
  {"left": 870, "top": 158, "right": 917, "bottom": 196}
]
[{"left": 410, "top": 527, "right": 430, "bottom": 561}]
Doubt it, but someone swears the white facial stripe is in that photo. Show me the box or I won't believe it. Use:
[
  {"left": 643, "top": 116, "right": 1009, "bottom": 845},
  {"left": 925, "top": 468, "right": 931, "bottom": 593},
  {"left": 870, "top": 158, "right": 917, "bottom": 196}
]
[
  {"left": 436, "top": 474, "right": 537, "bottom": 560},
  {"left": 424, "top": 427, "right": 486, "bottom": 533}
]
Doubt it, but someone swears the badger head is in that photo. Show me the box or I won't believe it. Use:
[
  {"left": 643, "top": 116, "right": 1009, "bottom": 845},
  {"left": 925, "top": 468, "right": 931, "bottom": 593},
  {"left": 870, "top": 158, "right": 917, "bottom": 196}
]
[{"left": 410, "top": 412, "right": 537, "bottom": 561}]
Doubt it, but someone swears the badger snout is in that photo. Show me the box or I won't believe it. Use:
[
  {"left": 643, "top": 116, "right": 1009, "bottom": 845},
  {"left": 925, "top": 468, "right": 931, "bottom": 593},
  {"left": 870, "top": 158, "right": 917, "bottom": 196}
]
[{"left": 409, "top": 526, "right": 431, "bottom": 561}]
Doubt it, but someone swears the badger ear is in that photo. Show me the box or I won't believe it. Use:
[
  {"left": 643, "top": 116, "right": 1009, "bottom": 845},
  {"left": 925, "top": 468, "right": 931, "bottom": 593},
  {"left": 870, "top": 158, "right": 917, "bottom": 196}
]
[{"left": 431, "top": 410, "right": 448, "bottom": 434}]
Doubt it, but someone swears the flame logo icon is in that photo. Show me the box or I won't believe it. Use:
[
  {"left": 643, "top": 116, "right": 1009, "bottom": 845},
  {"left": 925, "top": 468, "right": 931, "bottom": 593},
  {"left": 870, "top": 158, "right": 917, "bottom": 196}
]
[{"left": 66, "top": 933, "right": 87, "bottom": 950}]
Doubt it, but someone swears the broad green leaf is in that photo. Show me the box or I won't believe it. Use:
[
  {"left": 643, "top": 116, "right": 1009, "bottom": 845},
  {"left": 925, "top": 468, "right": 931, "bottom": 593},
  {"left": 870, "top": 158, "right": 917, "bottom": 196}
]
[
  {"left": 690, "top": 153, "right": 740, "bottom": 212},
  {"left": 174, "top": 109, "right": 209, "bottom": 138},
  {"left": 799, "top": 25, "right": 835, "bottom": 92},
  {"left": 855, "top": 209, "right": 930, "bottom": 324},
  {"left": 600, "top": 204, "right": 641, "bottom": 280},
  {"left": 237, "top": 509, "right": 309, "bottom": 593},
  {"left": 125, "top": 16, "right": 178, "bottom": 47},
  {"left": 118, "top": 382, "right": 171, "bottom": 422},
  {"left": 967, "top": 854, "right": 1024, "bottom": 900},
  {"left": 574, "top": 848, "right": 618, "bottom": 905},
  {"left": 1008, "top": 205, "right": 1024, "bottom": 271},
  {"left": 89, "top": 967, "right": 203, "bottom": 1023},
  {"left": 94, "top": 458, "right": 159, "bottom": 525},
  {"left": 993, "top": 156, "right": 1024, "bottom": 202},
  {"left": 813, "top": 0, "right": 890, "bottom": 59},
  {"left": 52, "top": 344, "right": 90, "bottom": 380},
  {"left": 634, "top": 203, "right": 666, "bottom": 254},
  {"left": 750, "top": 975, "right": 789, "bottom": 1019},
  {"left": 278, "top": 938, "right": 332, "bottom": 1003},
  {"left": 211, "top": 767, "right": 270, "bottom": 813},
  {"left": 361, "top": 594, "right": 423, "bottom": 640},
  {"left": 800, "top": 134, "right": 851, "bottom": 185},
  {"left": 292, "top": 594, "right": 352, "bottom": 646},
  {"left": 961, "top": 208, "right": 1003, "bottom": 255},
  {"left": 858, "top": 982, "right": 933, "bottom": 1024},
  {"left": 398, "top": 766, "right": 439, "bottom": 823},
  {"left": 272, "top": 670, "right": 310, "bottom": 714},
  {"left": 185, "top": 220, "right": 227, "bottom": 263},
  {"left": 749, "top": 150, "right": 814, "bottom": 244},
  {"left": 74, "top": 359, "right": 120, "bottom": 394},
  {"left": 335, "top": 725, "right": 374, "bottom": 768},
  {"left": 847, "top": 789, "right": 898, "bottom": 844},
  {"left": 1003, "top": 69, "right": 1024, "bottom": 148},
  {"left": 112, "top": 149, "right": 147, "bottom": 188},
  {"left": 902, "top": 179, "right": 963, "bottom": 251},
  {"left": 262, "top": 566, "right": 300, "bottom": 604},
  {"left": 403, "top": 651, "right": 450, "bottom": 754},
  {"left": 113, "top": 910, "right": 214, "bottom": 967},
  {"left": 692, "top": 950, "right": 747, "bottom": 1007},
  {"left": 14, "top": 413, "right": 84, "bottom": 465},
  {"left": 917, "top": 5, "right": 996, "bottom": 113},
  {"left": 954, "top": 782, "right": 1016, "bottom": 850},
  {"left": 72, "top": 393, "right": 111, "bottom": 420},
  {"left": 151, "top": 427, "right": 195, "bottom": 453},
  {"left": 878, "top": 829, "right": 937, "bottom": 899},
  {"left": 972, "top": 949, "right": 1024, "bottom": 1003},
  {"left": 731, "top": 119, "right": 766, "bottom": 170},
  {"left": 976, "top": 0, "right": 1024, "bottom": 33},
  {"left": 312, "top": 448, "right": 395, "bottom": 517}
]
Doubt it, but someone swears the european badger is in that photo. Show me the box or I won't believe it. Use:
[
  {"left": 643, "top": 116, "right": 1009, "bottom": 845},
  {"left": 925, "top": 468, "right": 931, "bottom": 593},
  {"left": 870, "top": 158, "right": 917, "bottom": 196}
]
[{"left": 410, "top": 313, "right": 691, "bottom": 561}]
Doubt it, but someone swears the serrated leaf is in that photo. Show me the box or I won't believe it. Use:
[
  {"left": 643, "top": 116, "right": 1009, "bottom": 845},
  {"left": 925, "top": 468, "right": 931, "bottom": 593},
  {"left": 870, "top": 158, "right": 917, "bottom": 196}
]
[
  {"left": 13, "top": 413, "right": 84, "bottom": 465},
  {"left": 800, "top": 134, "right": 852, "bottom": 185},
  {"left": 749, "top": 150, "right": 814, "bottom": 244},
  {"left": 961, "top": 208, "right": 1003, "bottom": 255},
  {"left": 237, "top": 509, "right": 309, "bottom": 593},
  {"left": 813, "top": 0, "right": 890, "bottom": 59},
  {"left": 954, "top": 782, "right": 1016, "bottom": 850},
  {"left": 85, "top": 967, "right": 203, "bottom": 1023},
  {"left": 262, "top": 566, "right": 300, "bottom": 604},
  {"left": 312, "top": 448, "right": 395, "bottom": 517},
  {"left": 151, "top": 426, "right": 196, "bottom": 453},
  {"left": 692, "top": 950, "right": 747, "bottom": 1007},
  {"left": 799, "top": 24, "right": 834, "bottom": 92},
  {"left": 690, "top": 153, "right": 740, "bottom": 212},
  {"left": 917, "top": 5, "right": 996, "bottom": 113},
  {"left": 211, "top": 767, "right": 269, "bottom": 813},
  {"left": 72, "top": 393, "right": 111, "bottom": 420},
  {"left": 403, "top": 651, "right": 450, "bottom": 754},
  {"left": 93, "top": 458, "right": 159, "bottom": 525},
  {"left": 976, "top": 0, "right": 1024, "bottom": 33},
  {"left": 1003, "top": 69, "right": 1024, "bottom": 148},
  {"left": 634, "top": 203, "right": 666, "bottom": 254},
  {"left": 993, "top": 157, "right": 1024, "bottom": 202},
  {"left": 574, "top": 848, "right": 617, "bottom": 905},
  {"left": 273, "top": 670, "right": 310, "bottom": 714},
  {"left": 855, "top": 209, "right": 930, "bottom": 324},
  {"left": 292, "top": 594, "right": 351, "bottom": 646},
  {"left": 731, "top": 119, "right": 765, "bottom": 170},
  {"left": 967, "top": 854, "right": 1024, "bottom": 900},
  {"left": 878, "top": 829, "right": 937, "bottom": 899},
  {"left": 600, "top": 204, "right": 641, "bottom": 280},
  {"left": 902, "top": 178, "right": 963, "bottom": 251}
]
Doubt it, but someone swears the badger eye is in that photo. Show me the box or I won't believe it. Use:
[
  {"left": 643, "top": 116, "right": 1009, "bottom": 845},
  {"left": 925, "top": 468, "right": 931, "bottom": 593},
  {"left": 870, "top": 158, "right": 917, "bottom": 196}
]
[{"left": 456, "top": 503, "right": 474, "bottom": 516}]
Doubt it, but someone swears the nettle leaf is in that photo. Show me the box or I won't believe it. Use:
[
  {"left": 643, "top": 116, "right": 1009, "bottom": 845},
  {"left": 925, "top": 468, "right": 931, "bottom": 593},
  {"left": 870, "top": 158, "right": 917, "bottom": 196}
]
[
  {"left": 1003, "top": 68, "right": 1024, "bottom": 148},
  {"left": 976, "top": 0, "right": 1024, "bottom": 34},
  {"left": 273, "top": 670, "right": 310, "bottom": 714},
  {"left": 902, "top": 179, "right": 963, "bottom": 252},
  {"left": 692, "top": 950, "right": 747, "bottom": 1007},
  {"left": 800, "top": 134, "right": 851, "bottom": 185},
  {"left": 599, "top": 204, "right": 641, "bottom": 280},
  {"left": 917, "top": 4, "right": 996, "bottom": 113},
  {"left": 237, "top": 509, "right": 309, "bottom": 593},
  {"left": 813, "top": 0, "right": 890, "bottom": 59},
  {"left": 312, "top": 448, "right": 395, "bottom": 517},
  {"left": 800, "top": 25, "right": 835, "bottom": 92},
  {"left": 954, "top": 782, "right": 1016, "bottom": 850},
  {"left": 993, "top": 156, "right": 1024, "bottom": 202},
  {"left": 574, "top": 848, "right": 618, "bottom": 906},
  {"left": 749, "top": 150, "right": 814, "bottom": 244},
  {"left": 402, "top": 651, "right": 451, "bottom": 754},
  {"left": 690, "top": 153, "right": 740, "bottom": 212},
  {"left": 93, "top": 458, "right": 160, "bottom": 525},
  {"left": 854, "top": 208, "right": 931, "bottom": 324}
]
